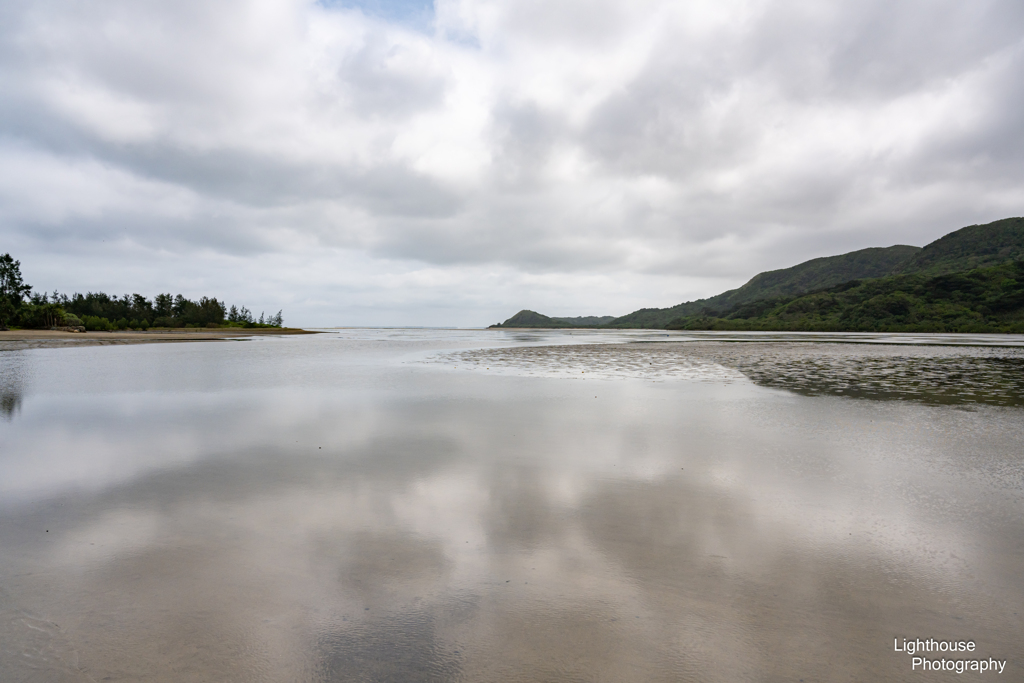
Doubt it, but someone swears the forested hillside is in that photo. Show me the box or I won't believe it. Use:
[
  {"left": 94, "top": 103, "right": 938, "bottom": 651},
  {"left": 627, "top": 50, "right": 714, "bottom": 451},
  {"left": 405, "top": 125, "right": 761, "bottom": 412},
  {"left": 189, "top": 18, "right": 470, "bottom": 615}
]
[
  {"left": 490, "top": 310, "right": 578, "bottom": 328},
  {"left": 666, "top": 260, "right": 1024, "bottom": 333},
  {"left": 609, "top": 245, "right": 920, "bottom": 328},
  {"left": 551, "top": 315, "right": 617, "bottom": 326},
  {"left": 893, "top": 217, "right": 1024, "bottom": 277},
  {"left": 490, "top": 217, "right": 1024, "bottom": 332}
]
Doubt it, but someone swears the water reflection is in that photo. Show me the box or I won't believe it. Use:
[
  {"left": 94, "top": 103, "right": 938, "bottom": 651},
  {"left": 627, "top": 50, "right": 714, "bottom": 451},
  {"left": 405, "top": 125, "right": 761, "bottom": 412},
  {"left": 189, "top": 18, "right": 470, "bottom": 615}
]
[
  {"left": 0, "top": 335, "right": 1022, "bottom": 681},
  {"left": 316, "top": 607, "right": 464, "bottom": 683},
  {"left": 0, "top": 390, "right": 20, "bottom": 419},
  {"left": 0, "top": 351, "right": 24, "bottom": 419}
]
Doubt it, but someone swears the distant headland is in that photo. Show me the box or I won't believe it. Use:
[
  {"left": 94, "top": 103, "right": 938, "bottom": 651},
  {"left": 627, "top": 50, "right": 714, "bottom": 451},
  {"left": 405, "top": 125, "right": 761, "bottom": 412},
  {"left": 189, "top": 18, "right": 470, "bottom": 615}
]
[{"left": 490, "top": 217, "right": 1024, "bottom": 333}]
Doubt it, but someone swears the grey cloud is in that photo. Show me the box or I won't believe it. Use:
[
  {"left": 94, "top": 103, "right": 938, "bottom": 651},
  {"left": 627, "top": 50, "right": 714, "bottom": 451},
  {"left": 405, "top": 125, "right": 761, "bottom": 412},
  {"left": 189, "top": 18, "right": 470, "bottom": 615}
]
[
  {"left": 911, "top": 48, "right": 1024, "bottom": 176},
  {"left": 580, "top": 0, "right": 1024, "bottom": 178},
  {"left": 488, "top": 102, "right": 568, "bottom": 189},
  {"left": 14, "top": 211, "right": 278, "bottom": 258},
  {"left": 1, "top": 0, "right": 1024, "bottom": 322},
  {"left": 543, "top": 0, "right": 1024, "bottom": 276},
  {"left": 368, "top": 192, "right": 637, "bottom": 273},
  {"left": 497, "top": 0, "right": 637, "bottom": 48},
  {"left": 761, "top": 0, "right": 1024, "bottom": 101},
  {"left": 581, "top": 65, "right": 755, "bottom": 179},
  {"left": 102, "top": 145, "right": 464, "bottom": 218}
]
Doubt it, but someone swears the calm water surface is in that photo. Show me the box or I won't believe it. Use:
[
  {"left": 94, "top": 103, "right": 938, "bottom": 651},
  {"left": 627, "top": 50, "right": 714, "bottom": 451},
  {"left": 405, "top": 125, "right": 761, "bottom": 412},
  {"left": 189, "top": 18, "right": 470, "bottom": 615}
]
[{"left": 1, "top": 330, "right": 1022, "bottom": 682}]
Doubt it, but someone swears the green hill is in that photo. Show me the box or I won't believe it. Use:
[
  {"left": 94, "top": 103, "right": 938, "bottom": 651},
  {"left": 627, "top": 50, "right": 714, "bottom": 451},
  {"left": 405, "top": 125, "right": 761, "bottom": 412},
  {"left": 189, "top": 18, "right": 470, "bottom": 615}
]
[
  {"left": 490, "top": 310, "right": 577, "bottom": 328},
  {"left": 665, "top": 259, "right": 1024, "bottom": 333},
  {"left": 894, "top": 217, "right": 1024, "bottom": 277},
  {"left": 609, "top": 244, "right": 920, "bottom": 328},
  {"left": 489, "top": 217, "right": 1024, "bottom": 331},
  {"left": 490, "top": 311, "right": 616, "bottom": 328},
  {"left": 551, "top": 315, "right": 616, "bottom": 326}
]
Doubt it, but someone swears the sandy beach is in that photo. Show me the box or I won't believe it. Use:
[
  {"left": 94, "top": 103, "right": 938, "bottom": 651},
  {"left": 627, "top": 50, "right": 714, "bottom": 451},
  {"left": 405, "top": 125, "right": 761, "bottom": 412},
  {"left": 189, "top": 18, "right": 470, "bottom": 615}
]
[{"left": 0, "top": 327, "right": 319, "bottom": 351}]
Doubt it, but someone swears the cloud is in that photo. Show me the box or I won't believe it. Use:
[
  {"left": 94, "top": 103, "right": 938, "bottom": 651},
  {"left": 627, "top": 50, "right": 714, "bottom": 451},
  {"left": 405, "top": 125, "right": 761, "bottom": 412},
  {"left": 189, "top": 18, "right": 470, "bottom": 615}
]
[{"left": 0, "top": 0, "right": 1022, "bottom": 324}]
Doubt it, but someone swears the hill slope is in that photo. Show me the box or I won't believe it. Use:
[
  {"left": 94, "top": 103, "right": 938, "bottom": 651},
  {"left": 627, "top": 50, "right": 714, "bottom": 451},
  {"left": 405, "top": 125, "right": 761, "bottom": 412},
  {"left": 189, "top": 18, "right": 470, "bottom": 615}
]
[
  {"left": 609, "top": 244, "right": 920, "bottom": 328},
  {"left": 894, "top": 217, "right": 1024, "bottom": 277},
  {"left": 490, "top": 311, "right": 616, "bottom": 328},
  {"left": 489, "top": 310, "right": 577, "bottom": 328},
  {"left": 665, "top": 260, "right": 1024, "bottom": 333},
  {"left": 488, "top": 217, "right": 1024, "bottom": 331},
  {"left": 551, "top": 315, "right": 616, "bottom": 326}
]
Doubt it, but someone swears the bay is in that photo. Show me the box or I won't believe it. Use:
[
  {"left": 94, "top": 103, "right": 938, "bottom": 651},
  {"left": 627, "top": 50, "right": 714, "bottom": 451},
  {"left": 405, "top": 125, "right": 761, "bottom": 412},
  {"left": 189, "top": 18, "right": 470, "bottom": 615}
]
[{"left": 1, "top": 330, "right": 1022, "bottom": 681}]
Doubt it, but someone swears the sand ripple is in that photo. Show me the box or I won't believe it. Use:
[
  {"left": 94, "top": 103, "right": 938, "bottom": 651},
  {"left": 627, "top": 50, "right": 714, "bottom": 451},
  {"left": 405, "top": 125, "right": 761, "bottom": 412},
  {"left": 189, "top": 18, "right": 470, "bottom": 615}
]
[{"left": 433, "top": 342, "right": 1024, "bottom": 406}]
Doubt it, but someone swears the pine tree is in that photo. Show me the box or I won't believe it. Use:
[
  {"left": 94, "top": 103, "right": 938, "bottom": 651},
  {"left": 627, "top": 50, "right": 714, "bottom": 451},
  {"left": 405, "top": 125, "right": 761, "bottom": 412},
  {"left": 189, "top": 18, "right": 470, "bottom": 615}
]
[{"left": 0, "top": 253, "right": 32, "bottom": 328}]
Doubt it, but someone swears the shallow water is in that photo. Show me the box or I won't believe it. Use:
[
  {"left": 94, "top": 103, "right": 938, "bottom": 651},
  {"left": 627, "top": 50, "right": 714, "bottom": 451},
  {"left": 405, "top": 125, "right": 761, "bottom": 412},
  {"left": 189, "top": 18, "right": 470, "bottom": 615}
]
[
  {"left": 441, "top": 341, "right": 1024, "bottom": 406},
  {"left": 1, "top": 330, "right": 1022, "bottom": 681}
]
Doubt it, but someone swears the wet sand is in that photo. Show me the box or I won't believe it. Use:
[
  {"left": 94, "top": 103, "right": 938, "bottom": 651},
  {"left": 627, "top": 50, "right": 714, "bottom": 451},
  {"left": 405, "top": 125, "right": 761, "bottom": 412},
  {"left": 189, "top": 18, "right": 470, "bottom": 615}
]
[
  {"left": 440, "top": 340, "right": 1024, "bottom": 405},
  {"left": 0, "top": 327, "right": 319, "bottom": 351},
  {"left": 1, "top": 330, "right": 1021, "bottom": 681}
]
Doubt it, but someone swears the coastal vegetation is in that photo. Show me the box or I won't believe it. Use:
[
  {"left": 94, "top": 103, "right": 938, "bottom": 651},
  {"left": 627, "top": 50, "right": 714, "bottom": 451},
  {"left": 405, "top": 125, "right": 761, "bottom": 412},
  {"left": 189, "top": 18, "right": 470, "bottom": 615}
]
[
  {"left": 0, "top": 253, "right": 32, "bottom": 329},
  {"left": 551, "top": 315, "right": 617, "bottom": 326},
  {"left": 490, "top": 310, "right": 582, "bottom": 328},
  {"left": 0, "top": 254, "right": 283, "bottom": 331},
  {"left": 491, "top": 217, "right": 1024, "bottom": 332},
  {"left": 489, "top": 311, "right": 620, "bottom": 328},
  {"left": 610, "top": 245, "right": 922, "bottom": 328},
  {"left": 666, "top": 260, "right": 1024, "bottom": 333},
  {"left": 891, "top": 217, "right": 1024, "bottom": 277}
]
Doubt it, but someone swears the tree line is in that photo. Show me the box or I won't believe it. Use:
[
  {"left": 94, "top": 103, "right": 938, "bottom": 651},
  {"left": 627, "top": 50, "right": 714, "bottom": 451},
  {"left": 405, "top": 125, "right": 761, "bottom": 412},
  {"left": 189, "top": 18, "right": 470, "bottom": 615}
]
[{"left": 1, "top": 253, "right": 283, "bottom": 331}]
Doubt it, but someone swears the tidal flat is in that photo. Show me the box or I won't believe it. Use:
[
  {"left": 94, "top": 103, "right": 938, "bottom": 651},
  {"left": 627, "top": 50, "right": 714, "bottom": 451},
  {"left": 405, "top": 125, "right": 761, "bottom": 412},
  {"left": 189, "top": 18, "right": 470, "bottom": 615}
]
[{"left": 1, "top": 329, "right": 1022, "bottom": 681}]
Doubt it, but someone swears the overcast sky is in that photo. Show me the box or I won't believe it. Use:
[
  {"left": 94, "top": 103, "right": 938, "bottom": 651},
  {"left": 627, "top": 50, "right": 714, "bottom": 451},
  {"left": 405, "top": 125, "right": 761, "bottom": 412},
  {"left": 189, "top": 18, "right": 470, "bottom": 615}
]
[{"left": 1, "top": 0, "right": 1022, "bottom": 326}]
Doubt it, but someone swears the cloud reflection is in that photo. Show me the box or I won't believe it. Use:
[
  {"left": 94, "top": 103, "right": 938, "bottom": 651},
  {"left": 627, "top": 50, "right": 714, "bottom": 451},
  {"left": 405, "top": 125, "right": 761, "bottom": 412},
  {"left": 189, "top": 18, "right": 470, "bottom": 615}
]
[{"left": 0, "top": 341, "right": 1022, "bottom": 680}]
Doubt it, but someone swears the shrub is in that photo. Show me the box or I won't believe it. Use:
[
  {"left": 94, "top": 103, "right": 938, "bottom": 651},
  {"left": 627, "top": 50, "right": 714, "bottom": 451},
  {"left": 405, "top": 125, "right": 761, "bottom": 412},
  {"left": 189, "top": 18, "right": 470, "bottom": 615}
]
[{"left": 82, "top": 315, "right": 114, "bottom": 331}]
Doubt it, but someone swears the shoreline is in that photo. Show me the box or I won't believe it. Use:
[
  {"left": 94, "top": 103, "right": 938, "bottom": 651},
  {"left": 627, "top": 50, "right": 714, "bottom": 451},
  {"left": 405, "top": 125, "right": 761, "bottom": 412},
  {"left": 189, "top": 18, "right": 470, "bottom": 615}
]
[{"left": 0, "top": 327, "right": 320, "bottom": 351}]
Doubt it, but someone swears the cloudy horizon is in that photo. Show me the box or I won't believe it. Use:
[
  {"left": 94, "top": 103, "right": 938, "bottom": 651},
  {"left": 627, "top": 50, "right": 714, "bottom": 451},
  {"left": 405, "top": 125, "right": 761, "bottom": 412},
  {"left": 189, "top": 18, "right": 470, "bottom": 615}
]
[{"left": 2, "top": 0, "right": 1022, "bottom": 326}]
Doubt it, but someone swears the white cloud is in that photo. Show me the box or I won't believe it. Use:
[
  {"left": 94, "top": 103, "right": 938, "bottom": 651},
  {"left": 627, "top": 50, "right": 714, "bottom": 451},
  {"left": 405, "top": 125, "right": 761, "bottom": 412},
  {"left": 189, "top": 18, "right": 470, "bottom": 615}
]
[{"left": 1, "top": 0, "right": 1022, "bottom": 325}]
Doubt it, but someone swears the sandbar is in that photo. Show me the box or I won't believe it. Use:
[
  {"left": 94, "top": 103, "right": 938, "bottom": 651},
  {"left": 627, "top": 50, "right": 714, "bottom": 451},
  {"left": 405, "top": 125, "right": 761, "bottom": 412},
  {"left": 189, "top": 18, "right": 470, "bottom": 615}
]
[{"left": 0, "top": 327, "right": 319, "bottom": 351}]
